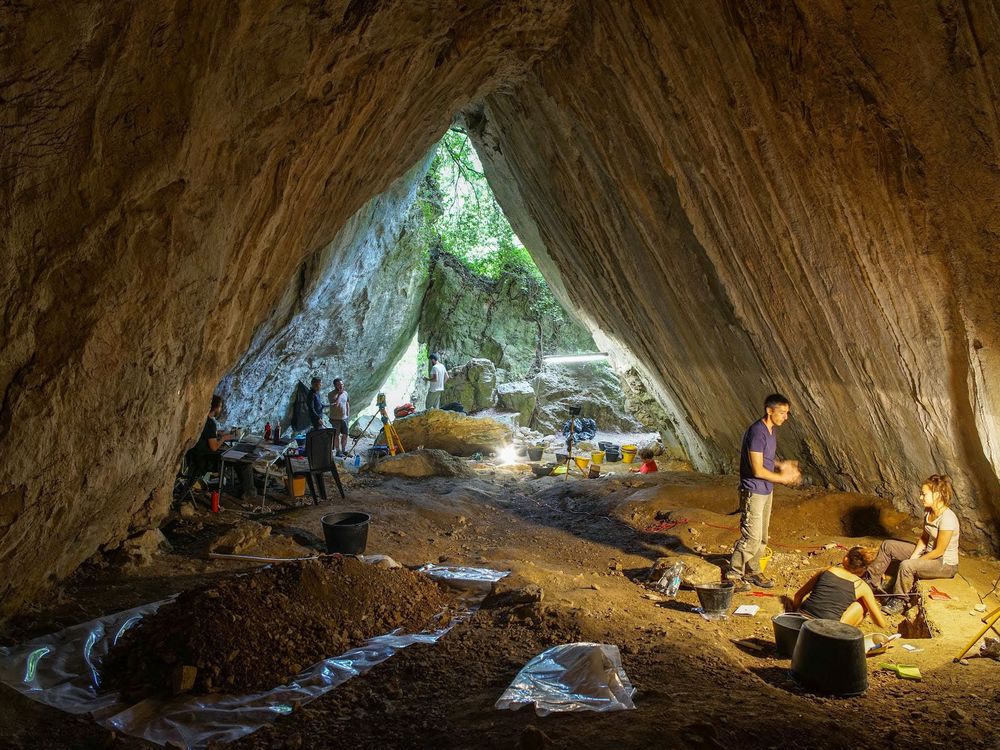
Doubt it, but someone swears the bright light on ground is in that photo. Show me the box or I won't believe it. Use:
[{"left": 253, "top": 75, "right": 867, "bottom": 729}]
[
  {"left": 497, "top": 445, "right": 518, "bottom": 464},
  {"left": 543, "top": 352, "right": 609, "bottom": 365}
]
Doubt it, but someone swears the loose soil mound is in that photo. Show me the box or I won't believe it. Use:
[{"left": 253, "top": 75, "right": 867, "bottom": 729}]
[{"left": 102, "top": 557, "right": 450, "bottom": 697}]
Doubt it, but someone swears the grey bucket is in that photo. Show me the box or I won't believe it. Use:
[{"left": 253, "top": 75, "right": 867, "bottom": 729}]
[{"left": 694, "top": 582, "right": 734, "bottom": 614}]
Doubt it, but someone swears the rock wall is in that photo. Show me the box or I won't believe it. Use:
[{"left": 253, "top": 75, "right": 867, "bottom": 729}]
[
  {"left": 419, "top": 250, "right": 594, "bottom": 381},
  {"left": 217, "top": 156, "right": 433, "bottom": 429},
  {"left": 0, "top": 0, "right": 575, "bottom": 614},
  {"left": 3, "top": 0, "right": 999, "bottom": 613},
  {"left": 468, "top": 0, "right": 1000, "bottom": 545}
]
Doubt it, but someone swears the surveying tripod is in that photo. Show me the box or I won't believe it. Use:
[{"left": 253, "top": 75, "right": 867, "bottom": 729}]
[{"left": 347, "top": 393, "right": 405, "bottom": 458}]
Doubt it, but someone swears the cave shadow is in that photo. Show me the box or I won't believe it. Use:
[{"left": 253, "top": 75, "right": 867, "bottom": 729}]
[
  {"left": 508, "top": 482, "right": 730, "bottom": 582},
  {"left": 748, "top": 665, "right": 805, "bottom": 696},
  {"left": 841, "top": 505, "right": 893, "bottom": 537}
]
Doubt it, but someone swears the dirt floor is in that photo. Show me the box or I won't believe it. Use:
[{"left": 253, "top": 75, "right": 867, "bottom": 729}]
[{"left": 1, "top": 458, "right": 999, "bottom": 750}]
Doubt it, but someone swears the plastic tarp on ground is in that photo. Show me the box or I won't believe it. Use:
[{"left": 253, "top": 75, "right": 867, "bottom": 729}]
[
  {"left": 0, "top": 564, "right": 507, "bottom": 748},
  {"left": 495, "top": 642, "right": 636, "bottom": 716}
]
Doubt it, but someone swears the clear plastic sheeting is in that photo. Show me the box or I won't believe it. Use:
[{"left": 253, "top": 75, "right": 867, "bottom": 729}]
[
  {"left": 0, "top": 565, "right": 507, "bottom": 748},
  {"left": 417, "top": 564, "right": 509, "bottom": 597},
  {"left": 495, "top": 642, "right": 636, "bottom": 716}
]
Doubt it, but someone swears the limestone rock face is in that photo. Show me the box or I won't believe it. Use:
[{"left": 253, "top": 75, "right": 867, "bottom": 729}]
[
  {"left": 531, "top": 366, "right": 642, "bottom": 434},
  {"left": 217, "top": 158, "right": 433, "bottom": 428},
  {"left": 391, "top": 410, "right": 512, "bottom": 457},
  {"left": 443, "top": 358, "right": 498, "bottom": 413},
  {"left": 0, "top": 0, "right": 574, "bottom": 614},
  {"left": 470, "top": 1, "right": 1000, "bottom": 543},
  {"left": 419, "top": 252, "right": 593, "bottom": 381},
  {"left": 4, "top": 0, "right": 1000, "bottom": 614},
  {"left": 497, "top": 381, "right": 537, "bottom": 426}
]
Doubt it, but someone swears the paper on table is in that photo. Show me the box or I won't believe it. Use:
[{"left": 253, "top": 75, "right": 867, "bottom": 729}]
[
  {"left": 733, "top": 604, "right": 759, "bottom": 616},
  {"left": 222, "top": 450, "right": 247, "bottom": 459}
]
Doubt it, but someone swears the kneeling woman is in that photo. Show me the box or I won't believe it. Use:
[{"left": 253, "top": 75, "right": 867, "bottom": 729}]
[
  {"left": 866, "top": 474, "right": 960, "bottom": 616},
  {"left": 792, "top": 546, "right": 888, "bottom": 628}
]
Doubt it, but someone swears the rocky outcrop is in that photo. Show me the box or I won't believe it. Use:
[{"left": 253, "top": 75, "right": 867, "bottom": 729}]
[
  {"left": 497, "top": 381, "right": 536, "bottom": 426},
  {"left": 419, "top": 251, "right": 594, "bottom": 381},
  {"left": 3, "top": 0, "right": 999, "bottom": 614},
  {"left": 0, "top": 0, "right": 575, "bottom": 614},
  {"left": 469, "top": 1, "right": 1000, "bottom": 544},
  {"left": 217, "top": 157, "right": 433, "bottom": 429},
  {"left": 443, "top": 358, "right": 498, "bottom": 413},
  {"left": 391, "top": 410, "right": 512, "bottom": 457},
  {"left": 531, "top": 366, "right": 641, "bottom": 434}
]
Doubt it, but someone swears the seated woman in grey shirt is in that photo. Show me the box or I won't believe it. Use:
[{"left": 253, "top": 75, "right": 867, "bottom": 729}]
[{"left": 865, "top": 474, "right": 960, "bottom": 616}]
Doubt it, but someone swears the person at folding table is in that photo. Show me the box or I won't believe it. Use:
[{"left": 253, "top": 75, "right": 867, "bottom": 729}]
[
  {"left": 727, "top": 393, "right": 801, "bottom": 592},
  {"left": 190, "top": 395, "right": 256, "bottom": 501}
]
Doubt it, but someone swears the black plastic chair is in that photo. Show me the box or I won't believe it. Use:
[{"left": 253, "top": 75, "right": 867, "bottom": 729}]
[{"left": 286, "top": 428, "right": 345, "bottom": 504}]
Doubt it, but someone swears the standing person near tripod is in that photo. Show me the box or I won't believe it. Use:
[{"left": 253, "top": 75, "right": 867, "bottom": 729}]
[
  {"left": 328, "top": 378, "right": 350, "bottom": 457},
  {"left": 727, "top": 393, "right": 802, "bottom": 592}
]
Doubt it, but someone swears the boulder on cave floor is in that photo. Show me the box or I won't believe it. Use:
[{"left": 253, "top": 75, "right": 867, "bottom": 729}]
[
  {"left": 531, "top": 364, "right": 640, "bottom": 434},
  {"left": 392, "top": 409, "right": 512, "bottom": 456},
  {"left": 443, "top": 358, "right": 498, "bottom": 413},
  {"left": 369, "top": 448, "right": 476, "bottom": 478},
  {"left": 496, "top": 380, "right": 536, "bottom": 426},
  {"left": 209, "top": 520, "right": 273, "bottom": 555},
  {"left": 121, "top": 529, "right": 172, "bottom": 569}
]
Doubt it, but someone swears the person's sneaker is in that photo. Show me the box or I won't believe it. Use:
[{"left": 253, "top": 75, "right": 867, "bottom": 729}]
[
  {"left": 747, "top": 573, "right": 775, "bottom": 589},
  {"left": 881, "top": 598, "right": 905, "bottom": 616}
]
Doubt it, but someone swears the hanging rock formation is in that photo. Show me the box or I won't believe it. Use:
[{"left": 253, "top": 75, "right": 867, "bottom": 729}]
[
  {"left": 468, "top": 1, "right": 1000, "bottom": 545},
  {"left": 0, "top": 0, "right": 575, "bottom": 615},
  {"left": 2, "top": 0, "right": 999, "bottom": 614},
  {"left": 217, "top": 156, "right": 434, "bottom": 429}
]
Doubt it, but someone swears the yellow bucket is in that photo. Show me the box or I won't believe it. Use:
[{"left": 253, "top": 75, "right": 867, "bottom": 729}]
[
  {"left": 591, "top": 451, "right": 605, "bottom": 465},
  {"left": 759, "top": 546, "right": 774, "bottom": 574},
  {"left": 621, "top": 445, "right": 638, "bottom": 464},
  {"left": 574, "top": 456, "right": 591, "bottom": 471},
  {"left": 285, "top": 476, "right": 306, "bottom": 497}
]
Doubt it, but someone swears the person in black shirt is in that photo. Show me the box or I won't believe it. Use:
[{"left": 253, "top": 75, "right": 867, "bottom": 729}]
[
  {"left": 190, "top": 395, "right": 255, "bottom": 500},
  {"left": 309, "top": 377, "right": 325, "bottom": 430}
]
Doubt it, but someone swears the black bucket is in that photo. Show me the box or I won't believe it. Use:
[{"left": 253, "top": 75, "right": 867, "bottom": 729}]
[
  {"left": 527, "top": 447, "right": 544, "bottom": 461},
  {"left": 694, "top": 582, "right": 734, "bottom": 614},
  {"left": 772, "top": 613, "right": 807, "bottom": 657},
  {"left": 321, "top": 512, "right": 370, "bottom": 555},
  {"left": 791, "top": 619, "right": 867, "bottom": 696},
  {"left": 604, "top": 447, "right": 622, "bottom": 462}
]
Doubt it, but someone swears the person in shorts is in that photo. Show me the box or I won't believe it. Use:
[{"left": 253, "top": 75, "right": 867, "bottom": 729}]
[{"left": 327, "top": 377, "right": 350, "bottom": 456}]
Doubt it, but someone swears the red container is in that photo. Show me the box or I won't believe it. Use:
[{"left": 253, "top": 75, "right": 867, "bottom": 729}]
[
  {"left": 211, "top": 490, "right": 220, "bottom": 513},
  {"left": 264, "top": 422, "right": 272, "bottom": 441}
]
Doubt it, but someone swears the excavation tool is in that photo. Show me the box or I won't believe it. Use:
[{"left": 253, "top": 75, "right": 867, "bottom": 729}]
[{"left": 349, "top": 393, "right": 405, "bottom": 459}]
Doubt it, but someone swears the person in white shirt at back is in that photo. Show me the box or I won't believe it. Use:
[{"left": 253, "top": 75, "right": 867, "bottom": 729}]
[
  {"left": 865, "top": 473, "right": 960, "bottom": 616},
  {"left": 424, "top": 352, "right": 449, "bottom": 410}
]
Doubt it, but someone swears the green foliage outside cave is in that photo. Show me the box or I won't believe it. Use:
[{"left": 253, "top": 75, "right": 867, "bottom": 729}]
[
  {"left": 418, "top": 129, "right": 568, "bottom": 323},
  {"left": 420, "top": 129, "right": 539, "bottom": 279}
]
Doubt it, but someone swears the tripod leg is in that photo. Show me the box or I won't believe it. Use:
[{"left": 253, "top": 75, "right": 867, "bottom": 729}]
[
  {"left": 954, "top": 606, "right": 1000, "bottom": 661},
  {"left": 348, "top": 413, "right": 378, "bottom": 455}
]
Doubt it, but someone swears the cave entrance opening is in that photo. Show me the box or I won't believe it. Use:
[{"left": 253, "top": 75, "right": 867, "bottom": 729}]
[{"left": 362, "top": 128, "right": 645, "bottom": 444}]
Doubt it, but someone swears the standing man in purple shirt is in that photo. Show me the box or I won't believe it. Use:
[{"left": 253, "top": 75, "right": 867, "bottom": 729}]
[{"left": 727, "top": 393, "right": 802, "bottom": 591}]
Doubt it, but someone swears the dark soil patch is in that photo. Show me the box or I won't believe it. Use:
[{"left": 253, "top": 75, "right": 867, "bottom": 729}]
[{"left": 101, "top": 557, "right": 450, "bottom": 697}]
